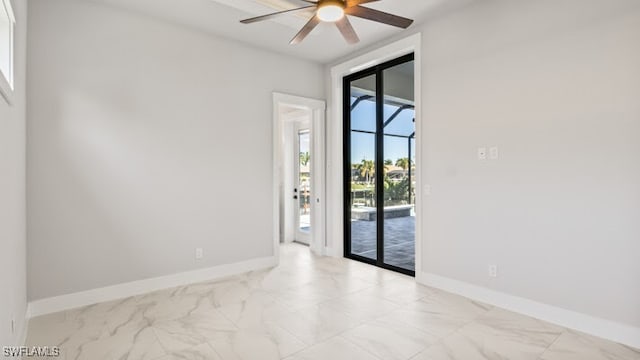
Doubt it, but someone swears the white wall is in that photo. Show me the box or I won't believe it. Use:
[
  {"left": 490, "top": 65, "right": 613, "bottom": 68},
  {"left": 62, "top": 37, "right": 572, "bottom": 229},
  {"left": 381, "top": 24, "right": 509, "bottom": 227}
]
[
  {"left": 420, "top": 0, "right": 640, "bottom": 329},
  {"left": 0, "top": 0, "right": 27, "bottom": 347},
  {"left": 26, "top": 0, "right": 324, "bottom": 301},
  {"left": 328, "top": 0, "right": 640, "bottom": 334}
]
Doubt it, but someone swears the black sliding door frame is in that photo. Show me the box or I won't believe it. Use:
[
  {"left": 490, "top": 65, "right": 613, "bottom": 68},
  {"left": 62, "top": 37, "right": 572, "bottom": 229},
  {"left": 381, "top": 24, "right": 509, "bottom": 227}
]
[{"left": 343, "top": 53, "right": 415, "bottom": 277}]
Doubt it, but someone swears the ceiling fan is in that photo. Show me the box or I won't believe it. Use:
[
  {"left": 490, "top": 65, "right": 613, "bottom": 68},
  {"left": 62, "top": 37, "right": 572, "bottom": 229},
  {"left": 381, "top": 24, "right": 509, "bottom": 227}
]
[{"left": 239, "top": 0, "right": 414, "bottom": 45}]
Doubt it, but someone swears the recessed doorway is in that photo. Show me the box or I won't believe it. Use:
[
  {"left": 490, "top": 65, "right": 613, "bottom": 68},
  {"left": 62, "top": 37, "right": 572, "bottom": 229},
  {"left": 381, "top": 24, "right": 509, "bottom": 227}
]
[{"left": 273, "top": 93, "right": 326, "bottom": 256}]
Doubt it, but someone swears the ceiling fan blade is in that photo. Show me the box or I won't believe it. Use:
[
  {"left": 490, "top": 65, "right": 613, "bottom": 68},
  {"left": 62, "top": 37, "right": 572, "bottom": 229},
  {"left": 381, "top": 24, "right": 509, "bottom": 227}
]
[
  {"left": 335, "top": 17, "right": 360, "bottom": 44},
  {"left": 240, "top": 5, "right": 316, "bottom": 24},
  {"left": 290, "top": 14, "right": 321, "bottom": 45},
  {"left": 346, "top": 5, "right": 413, "bottom": 29},
  {"left": 346, "top": 0, "right": 380, "bottom": 7}
]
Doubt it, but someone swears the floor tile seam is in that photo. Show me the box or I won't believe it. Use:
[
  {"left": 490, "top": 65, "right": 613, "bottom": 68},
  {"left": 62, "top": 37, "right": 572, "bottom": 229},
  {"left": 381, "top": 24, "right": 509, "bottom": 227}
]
[
  {"left": 277, "top": 329, "right": 382, "bottom": 360},
  {"left": 160, "top": 325, "right": 233, "bottom": 359},
  {"left": 473, "top": 317, "right": 568, "bottom": 340},
  {"left": 309, "top": 300, "right": 400, "bottom": 326},
  {"left": 313, "top": 284, "right": 379, "bottom": 303},
  {"left": 151, "top": 319, "right": 228, "bottom": 356},
  {"left": 382, "top": 292, "right": 432, "bottom": 306},
  {"left": 59, "top": 324, "right": 115, "bottom": 360},
  {"left": 466, "top": 306, "right": 569, "bottom": 348},
  {"left": 287, "top": 301, "right": 372, "bottom": 340},
  {"left": 343, "top": 318, "right": 439, "bottom": 359},
  {"left": 261, "top": 318, "right": 319, "bottom": 351},
  {"left": 276, "top": 339, "right": 313, "bottom": 360},
  {"left": 269, "top": 280, "right": 378, "bottom": 303},
  {"left": 205, "top": 341, "right": 226, "bottom": 360},
  {"left": 141, "top": 320, "right": 172, "bottom": 360},
  {"left": 267, "top": 278, "right": 331, "bottom": 294},
  {"left": 414, "top": 314, "right": 479, "bottom": 343},
  {"left": 534, "top": 328, "right": 569, "bottom": 360},
  {"left": 407, "top": 328, "right": 473, "bottom": 360},
  {"left": 149, "top": 325, "right": 173, "bottom": 356},
  {"left": 338, "top": 332, "right": 396, "bottom": 360},
  {"left": 273, "top": 331, "right": 364, "bottom": 359},
  {"left": 411, "top": 288, "right": 441, "bottom": 303},
  {"left": 460, "top": 319, "right": 566, "bottom": 356},
  {"left": 258, "top": 290, "right": 342, "bottom": 316},
  {"left": 412, "top": 299, "right": 495, "bottom": 325},
  {"left": 209, "top": 306, "right": 242, "bottom": 332},
  {"left": 324, "top": 308, "right": 406, "bottom": 341},
  {"left": 437, "top": 317, "right": 564, "bottom": 360},
  {"left": 420, "top": 323, "right": 473, "bottom": 354},
  {"left": 377, "top": 314, "right": 444, "bottom": 341},
  {"left": 281, "top": 284, "right": 382, "bottom": 313},
  {"left": 303, "top": 308, "right": 376, "bottom": 346}
]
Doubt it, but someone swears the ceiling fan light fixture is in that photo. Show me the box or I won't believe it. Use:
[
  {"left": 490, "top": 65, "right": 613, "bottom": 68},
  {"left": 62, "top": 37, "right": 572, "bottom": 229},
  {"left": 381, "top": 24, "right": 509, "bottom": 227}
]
[
  {"left": 317, "top": 0, "right": 345, "bottom": 22},
  {"left": 240, "top": 0, "right": 414, "bottom": 45}
]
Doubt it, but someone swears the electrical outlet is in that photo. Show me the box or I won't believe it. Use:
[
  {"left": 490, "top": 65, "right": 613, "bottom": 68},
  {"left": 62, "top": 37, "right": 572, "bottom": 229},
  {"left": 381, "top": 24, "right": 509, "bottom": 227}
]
[
  {"left": 488, "top": 265, "right": 498, "bottom": 278},
  {"left": 195, "top": 248, "right": 204, "bottom": 260}
]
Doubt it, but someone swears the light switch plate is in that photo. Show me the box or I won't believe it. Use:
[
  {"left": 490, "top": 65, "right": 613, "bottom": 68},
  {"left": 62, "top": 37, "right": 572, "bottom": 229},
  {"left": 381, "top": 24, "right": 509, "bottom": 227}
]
[
  {"left": 489, "top": 265, "right": 498, "bottom": 278},
  {"left": 490, "top": 146, "right": 499, "bottom": 160}
]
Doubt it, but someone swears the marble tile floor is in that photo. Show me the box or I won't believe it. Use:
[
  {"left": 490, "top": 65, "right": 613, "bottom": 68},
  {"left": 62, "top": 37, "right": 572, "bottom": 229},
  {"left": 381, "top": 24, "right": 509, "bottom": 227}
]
[{"left": 26, "top": 243, "right": 640, "bottom": 360}]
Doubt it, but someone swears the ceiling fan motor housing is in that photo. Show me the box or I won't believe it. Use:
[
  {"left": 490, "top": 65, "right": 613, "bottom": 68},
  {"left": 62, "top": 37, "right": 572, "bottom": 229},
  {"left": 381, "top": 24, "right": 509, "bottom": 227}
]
[{"left": 319, "top": 0, "right": 346, "bottom": 8}]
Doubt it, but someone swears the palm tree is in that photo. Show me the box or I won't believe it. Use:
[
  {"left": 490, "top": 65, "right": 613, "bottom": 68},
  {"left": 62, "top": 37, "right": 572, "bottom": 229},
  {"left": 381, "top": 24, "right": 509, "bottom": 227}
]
[
  {"left": 299, "top": 151, "right": 310, "bottom": 166},
  {"left": 357, "top": 159, "right": 375, "bottom": 184},
  {"left": 384, "top": 159, "right": 393, "bottom": 166},
  {"left": 395, "top": 157, "right": 410, "bottom": 170}
]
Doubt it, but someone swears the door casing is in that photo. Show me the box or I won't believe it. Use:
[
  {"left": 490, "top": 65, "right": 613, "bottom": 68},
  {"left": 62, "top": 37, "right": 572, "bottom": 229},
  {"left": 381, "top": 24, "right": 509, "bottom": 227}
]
[
  {"left": 272, "top": 93, "right": 326, "bottom": 259},
  {"left": 343, "top": 53, "right": 416, "bottom": 277}
]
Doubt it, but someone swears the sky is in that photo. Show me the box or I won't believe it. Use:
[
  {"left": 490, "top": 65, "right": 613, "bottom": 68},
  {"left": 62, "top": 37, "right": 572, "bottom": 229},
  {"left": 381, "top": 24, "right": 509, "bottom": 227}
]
[{"left": 350, "top": 97, "right": 416, "bottom": 164}]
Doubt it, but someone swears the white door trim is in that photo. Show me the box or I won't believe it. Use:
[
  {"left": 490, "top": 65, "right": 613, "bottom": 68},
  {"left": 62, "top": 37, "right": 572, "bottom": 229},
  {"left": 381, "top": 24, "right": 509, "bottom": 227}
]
[
  {"left": 327, "top": 33, "right": 422, "bottom": 275},
  {"left": 273, "top": 93, "right": 327, "bottom": 258}
]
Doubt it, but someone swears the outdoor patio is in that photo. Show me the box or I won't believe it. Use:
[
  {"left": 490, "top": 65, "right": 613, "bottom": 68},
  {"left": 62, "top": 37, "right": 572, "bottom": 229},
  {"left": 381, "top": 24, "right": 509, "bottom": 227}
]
[{"left": 350, "top": 215, "right": 415, "bottom": 271}]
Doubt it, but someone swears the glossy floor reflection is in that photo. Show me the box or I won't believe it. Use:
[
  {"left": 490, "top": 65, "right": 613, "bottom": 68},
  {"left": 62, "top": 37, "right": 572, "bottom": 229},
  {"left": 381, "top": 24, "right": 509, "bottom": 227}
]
[{"left": 26, "top": 244, "right": 640, "bottom": 360}]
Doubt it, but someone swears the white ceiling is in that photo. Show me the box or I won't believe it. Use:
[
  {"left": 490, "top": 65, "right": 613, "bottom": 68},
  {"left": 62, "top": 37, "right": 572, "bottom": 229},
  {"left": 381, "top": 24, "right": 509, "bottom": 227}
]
[{"left": 89, "top": 0, "right": 474, "bottom": 64}]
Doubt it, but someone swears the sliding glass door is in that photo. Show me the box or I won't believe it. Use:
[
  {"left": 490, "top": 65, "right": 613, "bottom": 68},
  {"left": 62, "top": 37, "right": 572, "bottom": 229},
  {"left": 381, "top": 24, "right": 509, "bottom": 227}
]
[{"left": 344, "top": 53, "right": 415, "bottom": 276}]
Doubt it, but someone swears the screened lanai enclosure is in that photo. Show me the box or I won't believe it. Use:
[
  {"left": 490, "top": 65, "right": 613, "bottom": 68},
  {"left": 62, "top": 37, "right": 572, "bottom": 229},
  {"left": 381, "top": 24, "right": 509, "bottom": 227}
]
[{"left": 344, "top": 54, "right": 416, "bottom": 275}]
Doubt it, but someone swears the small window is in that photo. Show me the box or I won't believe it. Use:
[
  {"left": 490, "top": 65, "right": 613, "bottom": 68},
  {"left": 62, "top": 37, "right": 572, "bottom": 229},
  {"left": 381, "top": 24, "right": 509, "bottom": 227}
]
[{"left": 0, "top": 0, "right": 15, "bottom": 103}]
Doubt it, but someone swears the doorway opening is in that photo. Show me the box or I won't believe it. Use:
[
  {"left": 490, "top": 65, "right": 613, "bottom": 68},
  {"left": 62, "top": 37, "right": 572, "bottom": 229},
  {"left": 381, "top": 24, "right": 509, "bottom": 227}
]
[
  {"left": 292, "top": 119, "right": 312, "bottom": 245},
  {"left": 273, "top": 93, "right": 326, "bottom": 257},
  {"left": 343, "top": 53, "right": 416, "bottom": 276}
]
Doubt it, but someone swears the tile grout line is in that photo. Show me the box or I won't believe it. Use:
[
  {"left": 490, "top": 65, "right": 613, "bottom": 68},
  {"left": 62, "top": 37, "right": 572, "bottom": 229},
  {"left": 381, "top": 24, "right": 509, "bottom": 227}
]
[
  {"left": 275, "top": 278, "right": 420, "bottom": 359},
  {"left": 300, "top": 290, "right": 439, "bottom": 359},
  {"left": 535, "top": 328, "right": 568, "bottom": 360}
]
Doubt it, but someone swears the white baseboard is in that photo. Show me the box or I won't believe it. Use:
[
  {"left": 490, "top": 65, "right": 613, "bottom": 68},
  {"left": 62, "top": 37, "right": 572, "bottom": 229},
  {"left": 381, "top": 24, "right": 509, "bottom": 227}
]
[
  {"left": 417, "top": 272, "right": 640, "bottom": 349},
  {"left": 28, "top": 256, "right": 278, "bottom": 318}
]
